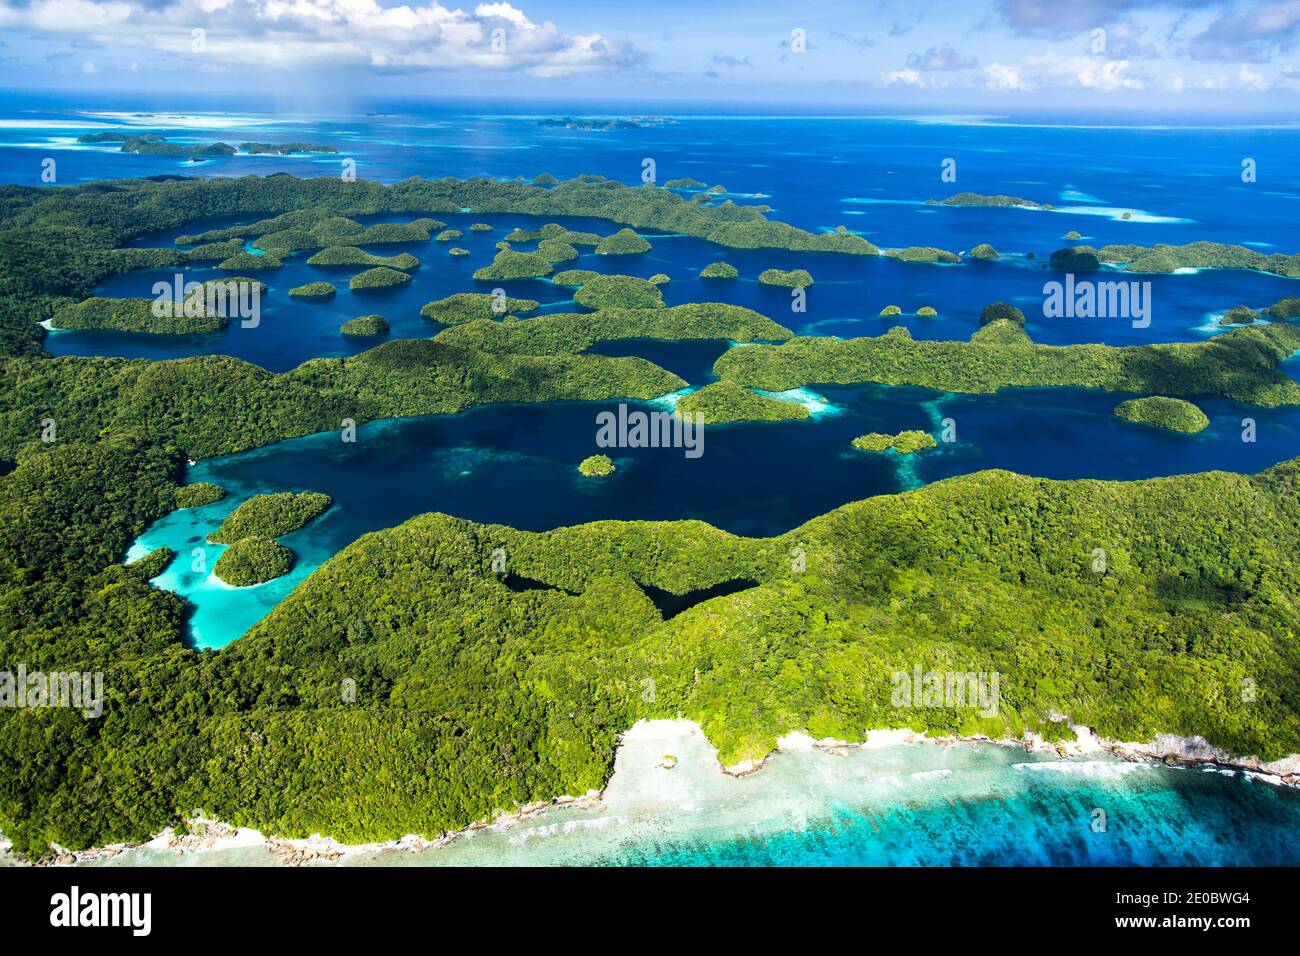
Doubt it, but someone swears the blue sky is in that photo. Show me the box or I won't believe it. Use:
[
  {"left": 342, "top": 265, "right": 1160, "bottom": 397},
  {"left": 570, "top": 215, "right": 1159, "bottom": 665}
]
[{"left": 2, "top": 0, "right": 1300, "bottom": 110}]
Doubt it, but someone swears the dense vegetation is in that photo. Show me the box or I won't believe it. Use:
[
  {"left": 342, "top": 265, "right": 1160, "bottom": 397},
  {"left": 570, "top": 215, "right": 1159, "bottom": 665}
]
[
  {"left": 971, "top": 318, "right": 1033, "bottom": 346},
  {"left": 0, "top": 170, "right": 879, "bottom": 354},
  {"left": 852, "top": 430, "right": 938, "bottom": 454},
  {"left": 349, "top": 268, "right": 411, "bottom": 291},
  {"left": 536, "top": 238, "right": 579, "bottom": 262},
  {"left": 885, "top": 247, "right": 962, "bottom": 264},
  {"left": 0, "top": 344, "right": 684, "bottom": 465},
  {"left": 6, "top": 437, "right": 1299, "bottom": 855},
  {"left": 174, "top": 482, "right": 225, "bottom": 508},
  {"left": 76, "top": 133, "right": 241, "bottom": 160},
  {"left": 1266, "top": 297, "right": 1300, "bottom": 319},
  {"left": 239, "top": 142, "right": 337, "bottom": 155},
  {"left": 980, "top": 300, "right": 1027, "bottom": 326},
  {"left": 595, "top": 228, "right": 651, "bottom": 255},
  {"left": 285, "top": 340, "right": 685, "bottom": 420},
  {"left": 1220, "top": 305, "right": 1259, "bottom": 326},
  {"left": 758, "top": 268, "right": 814, "bottom": 288},
  {"left": 306, "top": 247, "right": 420, "bottom": 270},
  {"left": 506, "top": 222, "right": 602, "bottom": 247},
  {"left": 207, "top": 492, "right": 333, "bottom": 543},
  {"left": 932, "top": 192, "right": 1049, "bottom": 209},
  {"left": 51, "top": 297, "right": 227, "bottom": 335},
  {"left": 472, "top": 250, "right": 553, "bottom": 281},
  {"left": 674, "top": 381, "right": 810, "bottom": 424},
  {"left": 213, "top": 537, "right": 295, "bottom": 587},
  {"left": 700, "top": 261, "right": 739, "bottom": 279},
  {"left": 713, "top": 323, "right": 1300, "bottom": 407},
  {"left": 566, "top": 273, "right": 665, "bottom": 310},
  {"left": 434, "top": 303, "right": 792, "bottom": 356},
  {"left": 1113, "top": 397, "right": 1211, "bottom": 434},
  {"left": 340, "top": 315, "right": 390, "bottom": 337},
  {"left": 5, "top": 171, "right": 1300, "bottom": 861},
  {"left": 420, "top": 293, "right": 539, "bottom": 324},
  {"left": 217, "top": 251, "right": 281, "bottom": 272},
  {"left": 578, "top": 454, "right": 616, "bottom": 477},
  {"left": 1067, "top": 241, "right": 1300, "bottom": 277},
  {"left": 289, "top": 282, "right": 336, "bottom": 299}
]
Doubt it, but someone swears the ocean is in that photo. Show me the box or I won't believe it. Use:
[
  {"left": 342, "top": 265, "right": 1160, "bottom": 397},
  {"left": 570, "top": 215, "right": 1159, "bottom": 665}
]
[{"left": 6, "top": 99, "right": 1300, "bottom": 865}]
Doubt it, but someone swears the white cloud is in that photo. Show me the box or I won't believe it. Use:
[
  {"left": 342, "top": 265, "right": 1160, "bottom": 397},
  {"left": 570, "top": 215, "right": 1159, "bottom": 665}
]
[
  {"left": 1026, "top": 54, "right": 1148, "bottom": 91},
  {"left": 880, "top": 68, "right": 927, "bottom": 87},
  {"left": 1167, "top": 63, "right": 1275, "bottom": 91},
  {"left": 983, "top": 62, "right": 1025, "bottom": 91},
  {"left": 1237, "top": 63, "right": 1270, "bottom": 90},
  {"left": 981, "top": 55, "right": 1147, "bottom": 93},
  {"left": 0, "top": 0, "right": 642, "bottom": 76}
]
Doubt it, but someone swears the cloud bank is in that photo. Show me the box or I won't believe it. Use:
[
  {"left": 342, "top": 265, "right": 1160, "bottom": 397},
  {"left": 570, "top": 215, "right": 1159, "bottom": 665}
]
[{"left": 0, "top": 0, "right": 643, "bottom": 75}]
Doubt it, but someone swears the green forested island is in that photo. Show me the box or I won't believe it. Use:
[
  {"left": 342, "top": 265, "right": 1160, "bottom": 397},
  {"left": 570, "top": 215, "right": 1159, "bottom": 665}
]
[
  {"left": 852, "top": 430, "right": 938, "bottom": 454},
  {"left": 578, "top": 454, "right": 616, "bottom": 476},
  {"left": 701, "top": 261, "right": 739, "bottom": 279},
  {"left": 349, "top": 267, "right": 412, "bottom": 291},
  {"left": 713, "top": 323, "right": 1300, "bottom": 407},
  {"left": 885, "top": 246, "right": 963, "bottom": 263},
  {"left": 1113, "top": 396, "right": 1211, "bottom": 434},
  {"left": 758, "top": 268, "right": 814, "bottom": 288},
  {"left": 288, "top": 281, "right": 336, "bottom": 299},
  {"left": 3, "top": 170, "right": 1300, "bottom": 863},
  {"left": 51, "top": 297, "right": 227, "bottom": 335},
  {"left": 931, "top": 192, "right": 1050, "bottom": 209},
  {"left": 306, "top": 247, "right": 419, "bottom": 270},
  {"left": 340, "top": 315, "right": 390, "bottom": 337},
  {"left": 206, "top": 492, "right": 332, "bottom": 543},
  {"left": 174, "top": 482, "right": 225, "bottom": 508},
  {"left": 562, "top": 272, "right": 665, "bottom": 310},
  {"left": 4, "top": 433, "right": 1299, "bottom": 855},
  {"left": 212, "top": 537, "right": 295, "bottom": 586},
  {"left": 238, "top": 142, "right": 337, "bottom": 155},
  {"left": 0, "top": 170, "right": 888, "bottom": 356},
  {"left": 674, "top": 381, "right": 810, "bottom": 424},
  {"left": 76, "top": 133, "right": 239, "bottom": 160},
  {"left": 433, "top": 303, "right": 792, "bottom": 355},
  {"left": 595, "top": 228, "right": 652, "bottom": 255},
  {"left": 1069, "top": 241, "right": 1300, "bottom": 277},
  {"left": 420, "top": 293, "right": 540, "bottom": 324}
]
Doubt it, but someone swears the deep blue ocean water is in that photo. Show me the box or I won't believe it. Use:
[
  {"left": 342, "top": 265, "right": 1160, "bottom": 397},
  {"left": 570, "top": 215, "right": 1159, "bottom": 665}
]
[{"left": 8, "top": 100, "right": 1300, "bottom": 865}]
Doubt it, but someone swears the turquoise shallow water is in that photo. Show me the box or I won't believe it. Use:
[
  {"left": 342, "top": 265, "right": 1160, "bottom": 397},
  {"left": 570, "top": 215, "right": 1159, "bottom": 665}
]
[
  {"left": 129, "top": 380, "right": 1300, "bottom": 648},
  {"left": 65, "top": 731, "right": 1300, "bottom": 867},
  {"left": 12, "top": 105, "right": 1300, "bottom": 866}
]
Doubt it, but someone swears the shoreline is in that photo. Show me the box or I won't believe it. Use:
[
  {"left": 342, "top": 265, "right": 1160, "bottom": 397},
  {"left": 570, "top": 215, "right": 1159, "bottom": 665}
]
[
  {"left": 14, "top": 720, "right": 1298, "bottom": 867},
  {"left": 719, "top": 724, "right": 1300, "bottom": 785}
]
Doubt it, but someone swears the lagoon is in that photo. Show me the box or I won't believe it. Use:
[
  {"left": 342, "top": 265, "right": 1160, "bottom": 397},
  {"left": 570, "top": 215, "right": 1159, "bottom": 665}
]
[{"left": 130, "top": 378, "right": 1300, "bottom": 648}]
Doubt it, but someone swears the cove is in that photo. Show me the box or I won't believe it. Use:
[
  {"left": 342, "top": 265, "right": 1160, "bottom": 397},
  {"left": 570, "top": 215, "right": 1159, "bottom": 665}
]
[{"left": 129, "top": 381, "right": 1300, "bottom": 649}]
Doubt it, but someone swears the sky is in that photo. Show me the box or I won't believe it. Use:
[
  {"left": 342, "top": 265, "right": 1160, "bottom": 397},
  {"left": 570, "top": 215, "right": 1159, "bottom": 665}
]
[{"left": 2, "top": 0, "right": 1300, "bottom": 111}]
